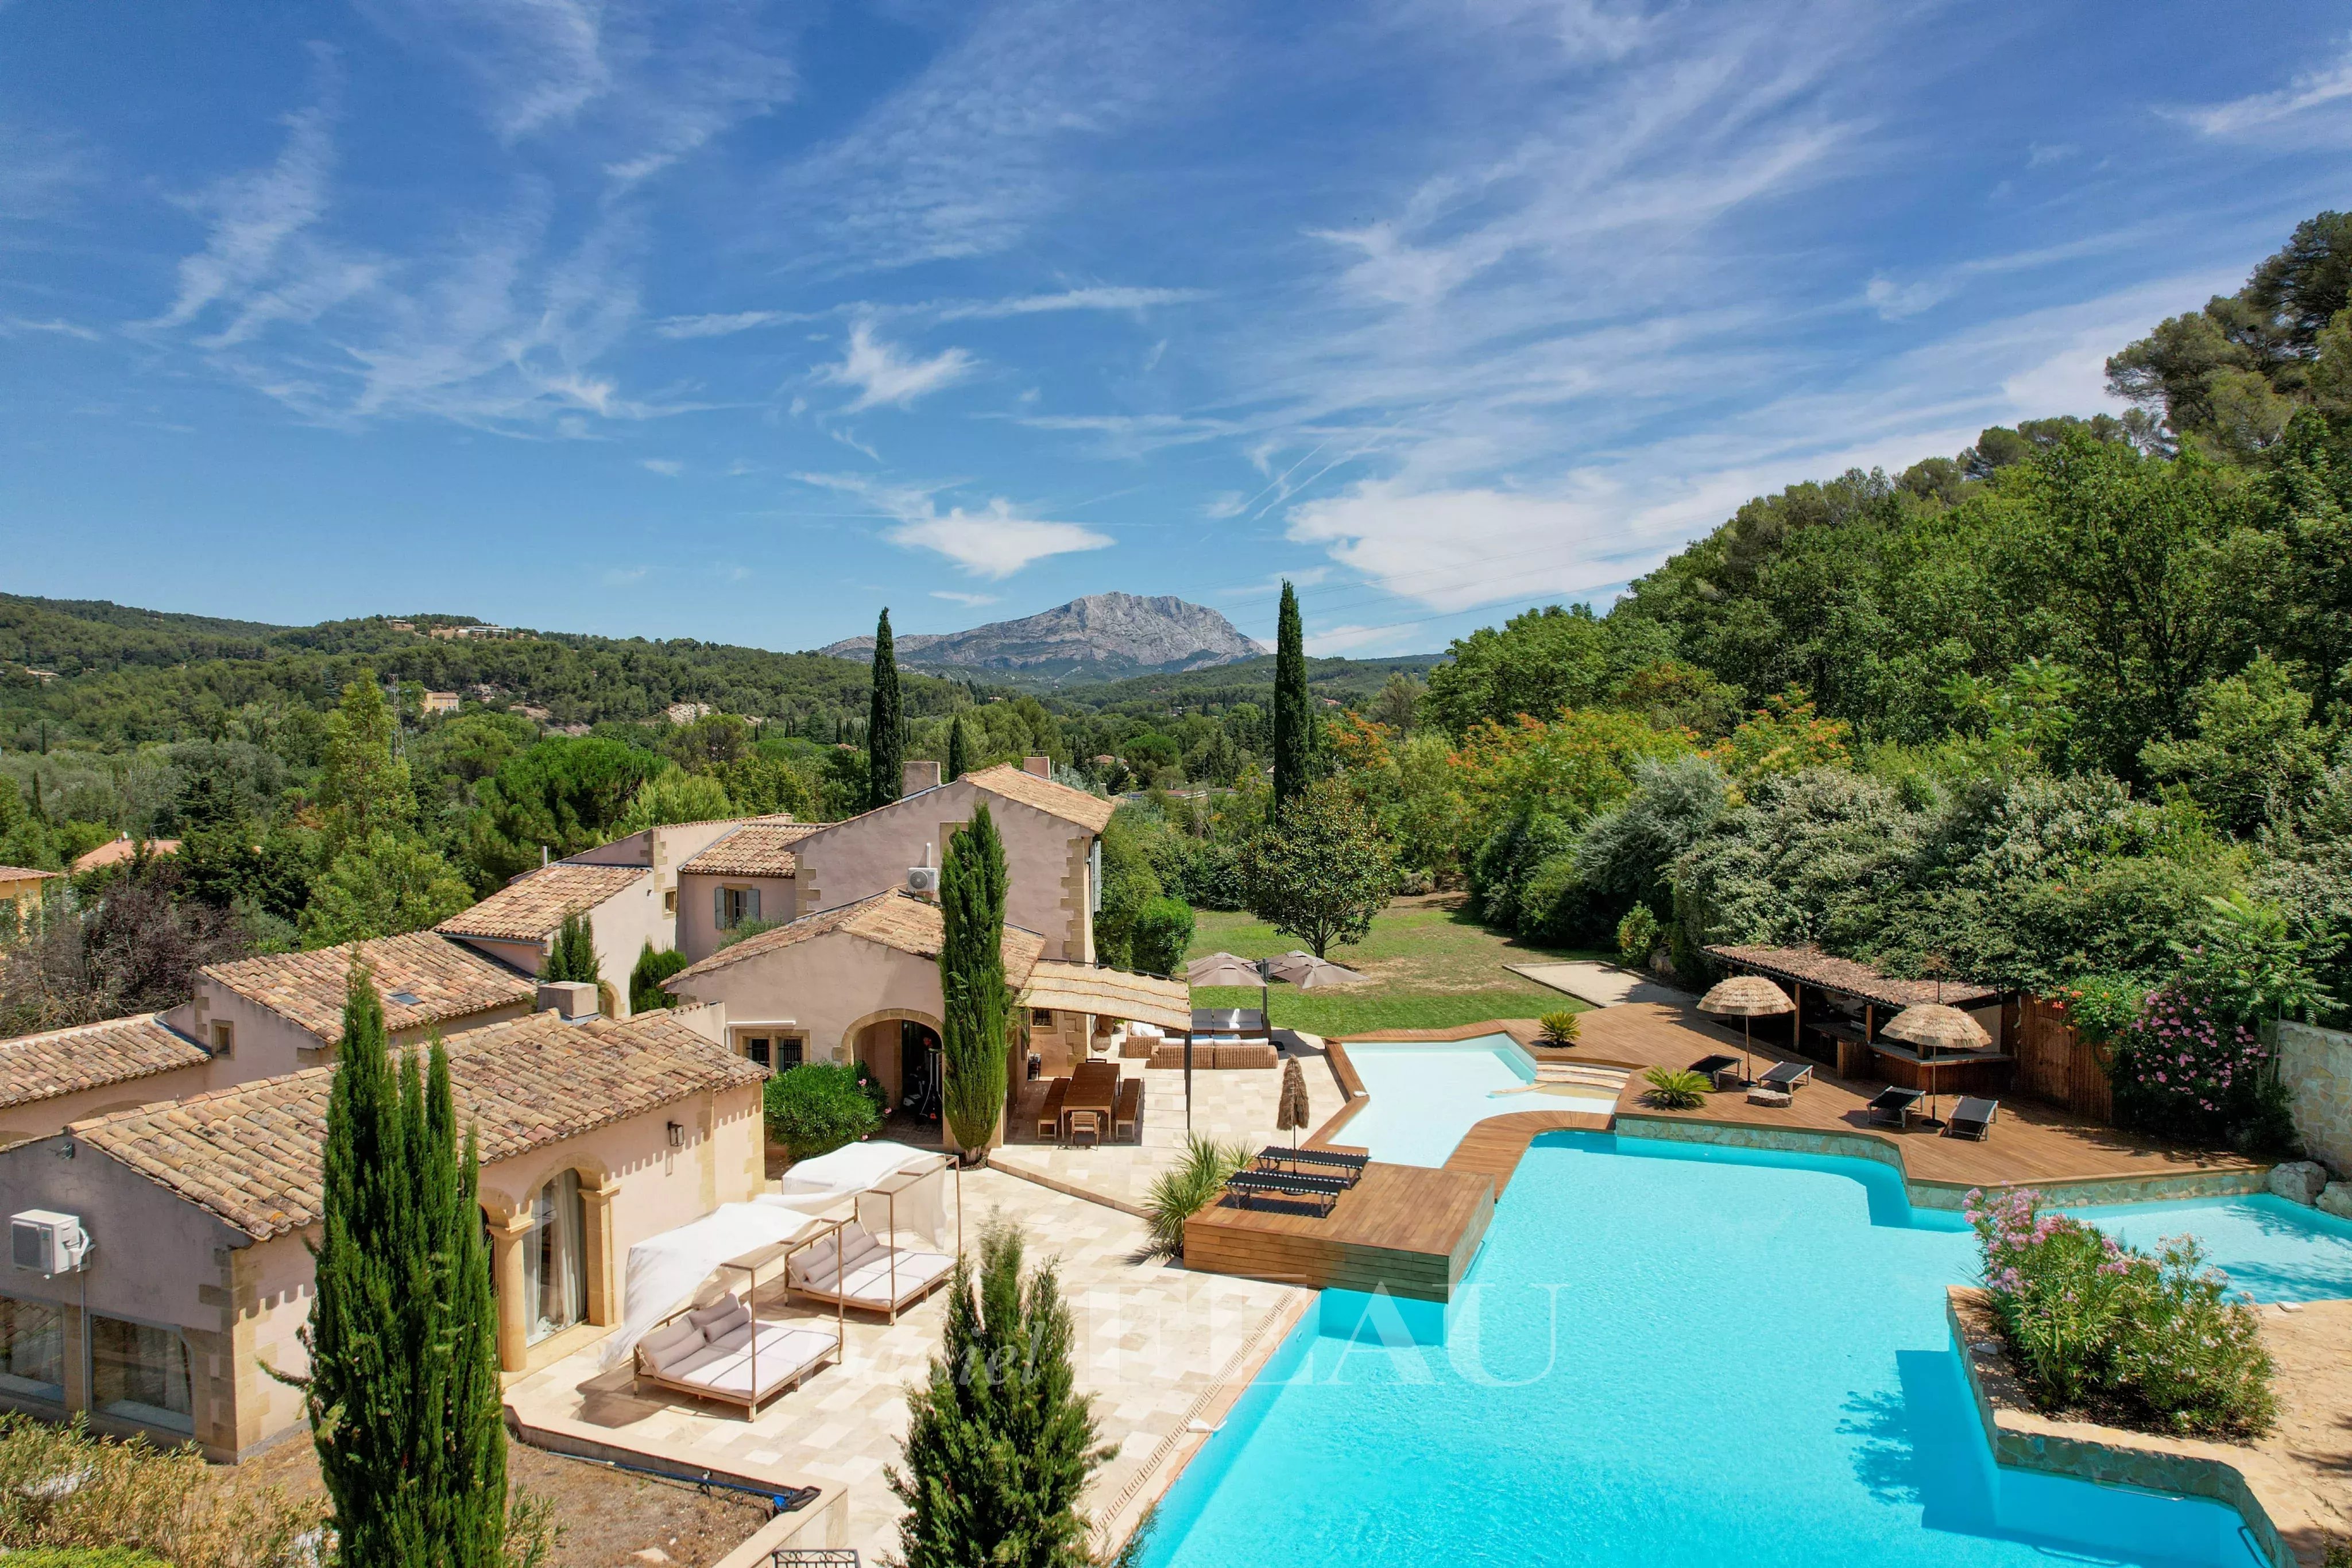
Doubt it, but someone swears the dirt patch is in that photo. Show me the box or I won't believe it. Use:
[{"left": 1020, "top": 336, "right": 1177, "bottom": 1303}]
[{"left": 213, "top": 1435, "right": 773, "bottom": 1568}]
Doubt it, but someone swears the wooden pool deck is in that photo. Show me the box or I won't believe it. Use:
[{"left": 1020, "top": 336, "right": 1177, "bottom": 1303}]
[{"left": 1176, "top": 1002, "right": 2266, "bottom": 1304}]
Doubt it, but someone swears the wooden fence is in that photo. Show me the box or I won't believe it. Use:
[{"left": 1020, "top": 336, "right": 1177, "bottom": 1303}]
[{"left": 2010, "top": 995, "right": 2113, "bottom": 1122}]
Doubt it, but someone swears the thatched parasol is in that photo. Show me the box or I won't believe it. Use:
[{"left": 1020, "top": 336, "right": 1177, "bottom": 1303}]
[
  {"left": 1698, "top": 974, "right": 1794, "bottom": 1086},
  {"left": 1276, "top": 1056, "right": 1311, "bottom": 1144},
  {"left": 1881, "top": 1002, "right": 1989, "bottom": 1129}
]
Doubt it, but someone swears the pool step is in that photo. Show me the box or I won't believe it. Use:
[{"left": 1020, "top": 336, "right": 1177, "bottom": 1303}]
[{"left": 1533, "top": 1063, "right": 1633, "bottom": 1093}]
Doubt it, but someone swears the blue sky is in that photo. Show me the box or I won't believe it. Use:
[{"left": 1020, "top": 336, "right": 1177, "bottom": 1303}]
[{"left": 3, "top": 1, "right": 2351, "bottom": 657}]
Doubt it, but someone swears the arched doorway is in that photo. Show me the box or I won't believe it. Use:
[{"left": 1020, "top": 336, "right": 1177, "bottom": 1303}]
[{"left": 849, "top": 1013, "right": 944, "bottom": 1130}]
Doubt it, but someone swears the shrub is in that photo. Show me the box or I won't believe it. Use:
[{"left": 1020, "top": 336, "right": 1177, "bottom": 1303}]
[
  {"left": 1130, "top": 897, "right": 1196, "bottom": 978},
  {"left": 0, "top": 1414, "right": 322, "bottom": 1568},
  {"left": 629, "top": 942, "right": 687, "bottom": 1014},
  {"left": 2109, "top": 986, "right": 2295, "bottom": 1153},
  {"left": 764, "top": 1062, "right": 883, "bottom": 1161},
  {"left": 1616, "top": 902, "right": 1661, "bottom": 968},
  {"left": 1538, "top": 1011, "right": 1581, "bottom": 1047},
  {"left": 1641, "top": 1067, "right": 1710, "bottom": 1109},
  {"left": 1966, "top": 1188, "right": 2275, "bottom": 1438},
  {"left": 1143, "top": 1136, "right": 1251, "bottom": 1256}
]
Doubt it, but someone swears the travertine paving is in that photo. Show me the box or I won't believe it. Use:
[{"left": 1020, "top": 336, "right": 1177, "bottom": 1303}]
[{"left": 505, "top": 1166, "right": 1306, "bottom": 1561}]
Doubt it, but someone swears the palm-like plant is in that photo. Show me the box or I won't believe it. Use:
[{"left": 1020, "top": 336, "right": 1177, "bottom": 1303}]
[
  {"left": 1642, "top": 1066, "right": 1712, "bottom": 1109},
  {"left": 1538, "top": 1011, "right": 1581, "bottom": 1047},
  {"left": 1144, "top": 1136, "right": 1252, "bottom": 1256}
]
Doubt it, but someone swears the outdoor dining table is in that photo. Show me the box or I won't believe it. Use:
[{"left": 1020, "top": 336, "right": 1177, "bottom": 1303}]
[{"left": 1062, "top": 1059, "right": 1120, "bottom": 1144}]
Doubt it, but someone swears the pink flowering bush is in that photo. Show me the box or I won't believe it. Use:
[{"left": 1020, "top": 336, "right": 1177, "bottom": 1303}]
[
  {"left": 2107, "top": 985, "right": 2295, "bottom": 1153},
  {"left": 1966, "top": 1188, "right": 2273, "bottom": 1437}
]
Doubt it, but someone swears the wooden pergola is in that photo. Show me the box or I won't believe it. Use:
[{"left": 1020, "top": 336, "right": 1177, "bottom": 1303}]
[{"left": 1702, "top": 944, "right": 2011, "bottom": 1093}]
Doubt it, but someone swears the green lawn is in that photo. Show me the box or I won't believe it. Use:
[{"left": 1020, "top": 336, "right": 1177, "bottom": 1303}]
[{"left": 1185, "top": 896, "right": 1604, "bottom": 1037}]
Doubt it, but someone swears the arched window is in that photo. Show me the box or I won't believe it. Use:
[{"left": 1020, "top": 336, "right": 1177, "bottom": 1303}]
[{"left": 520, "top": 1170, "right": 586, "bottom": 1344}]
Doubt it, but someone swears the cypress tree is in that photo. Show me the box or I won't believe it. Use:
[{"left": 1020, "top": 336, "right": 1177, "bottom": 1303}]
[
  {"left": 870, "top": 609, "right": 904, "bottom": 810},
  {"left": 1272, "top": 579, "right": 1310, "bottom": 815},
  {"left": 889, "top": 1221, "right": 1128, "bottom": 1568},
  {"left": 298, "top": 962, "right": 507, "bottom": 1566},
  {"left": 539, "top": 911, "right": 598, "bottom": 987},
  {"left": 947, "top": 713, "right": 972, "bottom": 782},
  {"left": 938, "top": 804, "right": 1009, "bottom": 1160}
]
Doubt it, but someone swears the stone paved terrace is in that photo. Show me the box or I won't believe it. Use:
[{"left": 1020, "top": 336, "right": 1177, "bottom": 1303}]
[
  {"left": 989, "top": 1041, "right": 1350, "bottom": 1211},
  {"left": 504, "top": 1166, "right": 1307, "bottom": 1561}
]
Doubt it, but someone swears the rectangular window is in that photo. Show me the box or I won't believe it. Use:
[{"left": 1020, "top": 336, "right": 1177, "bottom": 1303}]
[
  {"left": 1032, "top": 1009, "right": 1055, "bottom": 1027},
  {"left": 663, "top": 889, "right": 677, "bottom": 915},
  {"left": 0, "top": 1296, "right": 64, "bottom": 1403},
  {"left": 716, "top": 885, "right": 761, "bottom": 930},
  {"left": 777, "top": 1036, "right": 804, "bottom": 1068},
  {"left": 91, "top": 1317, "right": 192, "bottom": 1433},
  {"left": 210, "top": 1021, "right": 233, "bottom": 1056},
  {"left": 744, "top": 1035, "right": 772, "bottom": 1073}
]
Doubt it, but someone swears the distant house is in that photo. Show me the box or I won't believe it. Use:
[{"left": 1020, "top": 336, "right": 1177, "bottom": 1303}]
[
  {"left": 167, "top": 930, "right": 539, "bottom": 1073},
  {"left": 0, "top": 1005, "right": 761, "bottom": 1458},
  {"left": 663, "top": 700, "right": 714, "bottom": 725},
  {"left": 421, "top": 690, "right": 460, "bottom": 715},
  {"left": 71, "top": 836, "right": 181, "bottom": 875},
  {"left": 0, "top": 866, "right": 58, "bottom": 919}
]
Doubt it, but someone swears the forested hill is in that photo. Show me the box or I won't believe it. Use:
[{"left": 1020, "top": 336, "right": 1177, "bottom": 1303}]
[{"left": 0, "top": 598, "right": 982, "bottom": 748}]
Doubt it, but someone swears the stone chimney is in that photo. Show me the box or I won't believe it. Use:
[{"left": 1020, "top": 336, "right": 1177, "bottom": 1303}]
[
  {"left": 536, "top": 981, "right": 597, "bottom": 1021},
  {"left": 903, "top": 759, "right": 942, "bottom": 796},
  {"left": 1023, "top": 754, "right": 1052, "bottom": 780}
]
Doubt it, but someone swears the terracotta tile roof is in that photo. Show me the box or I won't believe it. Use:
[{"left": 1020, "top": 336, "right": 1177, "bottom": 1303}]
[
  {"left": 0, "top": 866, "right": 59, "bottom": 883},
  {"left": 669, "top": 888, "right": 1045, "bottom": 988},
  {"left": 1705, "top": 944, "right": 2001, "bottom": 1009},
  {"left": 202, "top": 931, "right": 537, "bottom": 1046},
  {"left": 963, "top": 764, "right": 1117, "bottom": 834},
  {"left": 71, "top": 838, "right": 182, "bottom": 874},
  {"left": 0, "top": 1015, "right": 210, "bottom": 1110},
  {"left": 75, "top": 1008, "right": 764, "bottom": 1240},
  {"left": 435, "top": 862, "right": 651, "bottom": 942},
  {"left": 679, "top": 820, "right": 825, "bottom": 878}
]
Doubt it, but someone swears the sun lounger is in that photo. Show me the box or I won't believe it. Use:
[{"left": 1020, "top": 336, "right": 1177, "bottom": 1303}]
[
  {"left": 1256, "top": 1145, "right": 1368, "bottom": 1183},
  {"left": 1114, "top": 1078, "right": 1143, "bottom": 1143},
  {"left": 1947, "top": 1097, "right": 1999, "bottom": 1141},
  {"left": 1757, "top": 1060, "right": 1813, "bottom": 1093},
  {"left": 1866, "top": 1086, "right": 1925, "bottom": 1128},
  {"left": 1223, "top": 1168, "right": 1344, "bottom": 1215},
  {"left": 634, "top": 1294, "right": 838, "bottom": 1418},
  {"left": 786, "top": 1222, "right": 956, "bottom": 1322},
  {"left": 1035, "top": 1078, "right": 1067, "bottom": 1139},
  {"left": 1688, "top": 1053, "right": 1743, "bottom": 1090}
]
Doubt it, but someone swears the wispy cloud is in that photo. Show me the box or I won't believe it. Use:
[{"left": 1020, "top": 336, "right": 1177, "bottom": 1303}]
[
  {"left": 603, "top": 564, "right": 649, "bottom": 584},
  {"left": 1, "top": 317, "right": 103, "bottom": 342},
  {"left": 931, "top": 589, "right": 1002, "bottom": 606},
  {"left": 817, "top": 320, "right": 976, "bottom": 412},
  {"left": 795, "top": 472, "right": 1113, "bottom": 577},
  {"left": 640, "top": 457, "right": 683, "bottom": 475},
  {"left": 652, "top": 309, "right": 798, "bottom": 339},
  {"left": 2169, "top": 36, "right": 2352, "bottom": 138},
  {"left": 931, "top": 285, "right": 1208, "bottom": 321}
]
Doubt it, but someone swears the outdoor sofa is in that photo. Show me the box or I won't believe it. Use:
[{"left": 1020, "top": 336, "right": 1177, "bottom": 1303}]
[
  {"left": 633, "top": 1293, "right": 839, "bottom": 1418},
  {"left": 786, "top": 1220, "right": 957, "bottom": 1322}
]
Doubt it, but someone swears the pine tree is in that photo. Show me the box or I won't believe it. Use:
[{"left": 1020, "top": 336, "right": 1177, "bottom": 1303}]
[
  {"left": 1272, "top": 579, "right": 1309, "bottom": 816},
  {"left": 318, "top": 675, "right": 416, "bottom": 855},
  {"left": 540, "top": 911, "right": 599, "bottom": 986},
  {"left": 869, "top": 609, "right": 904, "bottom": 810},
  {"left": 299, "top": 961, "right": 509, "bottom": 1567},
  {"left": 938, "top": 804, "right": 1009, "bottom": 1159},
  {"left": 889, "top": 1220, "right": 1128, "bottom": 1568},
  {"left": 947, "top": 713, "right": 972, "bottom": 782}
]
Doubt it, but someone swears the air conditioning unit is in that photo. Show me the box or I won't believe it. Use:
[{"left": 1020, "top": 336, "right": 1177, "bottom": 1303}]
[
  {"left": 11, "top": 1211, "right": 90, "bottom": 1276},
  {"left": 906, "top": 865, "right": 941, "bottom": 895}
]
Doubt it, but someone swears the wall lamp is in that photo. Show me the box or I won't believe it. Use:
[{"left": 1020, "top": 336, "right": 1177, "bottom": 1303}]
[{"left": 666, "top": 1121, "right": 686, "bottom": 1149}]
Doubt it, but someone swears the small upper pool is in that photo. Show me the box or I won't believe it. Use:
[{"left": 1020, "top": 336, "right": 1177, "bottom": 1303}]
[
  {"left": 1339, "top": 1035, "right": 1611, "bottom": 1167},
  {"left": 2066, "top": 1193, "right": 2352, "bottom": 1302}
]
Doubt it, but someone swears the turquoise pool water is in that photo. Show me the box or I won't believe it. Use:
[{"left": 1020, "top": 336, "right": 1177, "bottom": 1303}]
[
  {"left": 2069, "top": 1192, "right": 2352, "bottom": 1302},
  {"left": 1340, "top": 1036, "right": 1618, "bottom": 1167},
  {"left": 1146, "top": 1133, "right": 2272, "bottom": 1568}
]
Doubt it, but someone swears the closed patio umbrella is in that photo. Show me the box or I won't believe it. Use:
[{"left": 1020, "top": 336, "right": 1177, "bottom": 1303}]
[
  {"left": 1880, "top": 1002, "right": 1989, "bottom": 1129},
  {"left": 1697, "top": 974, "right": 1794, "bottom": 1087},
  {"left": 1276, "top": 1056, "right": 1310, "bottom": 1144}
]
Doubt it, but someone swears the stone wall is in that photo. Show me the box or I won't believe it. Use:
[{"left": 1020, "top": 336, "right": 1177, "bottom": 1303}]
[{"left": 2278, "top": 1021, "right": 2352, "bottom": 1176}]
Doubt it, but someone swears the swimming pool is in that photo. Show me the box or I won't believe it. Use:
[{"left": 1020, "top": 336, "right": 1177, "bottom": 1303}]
[
  {"left": 1145, "top": 1133, "right": 2274, "bottom": 1568},
  {"left": 2069, "top": 1191, "right": 2352, "bottom": 1302},
  {"left": 1339, "top": 1036, "right": 1615, "bottom": 1166}
]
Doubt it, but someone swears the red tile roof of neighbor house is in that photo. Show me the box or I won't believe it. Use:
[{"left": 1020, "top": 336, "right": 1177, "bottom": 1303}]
[
  {"left": 73, "top": 1008, "right": 764, "bottom": 1240},
  {"left": 201, "top": 931, "right": 537, "bottom": 1046},
  {"left": 678, "top": 819, "right": 825, "bottom": 878},
  {"left": 0, "top": 1015, "right": 210, "bottom": 1110},
  {"left": 434, "top": 861, "right": 651, "bottom": 943},
  {"left": 71, "top": 838, "right": 182, "bottom": 874},
  {"left": 0, "top": 866, "right": 58, "bottom": 884},
  {"left": 668, "top": 888, "right": 1046, "bottom": 989}
]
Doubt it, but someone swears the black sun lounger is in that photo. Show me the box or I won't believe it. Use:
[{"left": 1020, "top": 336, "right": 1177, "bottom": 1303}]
[
  {"left": 1757, "top": 1059, "right": 1814, "bottom": 1093},
  {"left": 1257, "top": 1146, "right": 1369, "bottom": 1183},
  {"left": 1224, "top": 1169, "right": 1345, "bottom": 1216},
  {"left": 1947, "top": 1097, "right": 1999, "bottom": 1141},
  {"left": 1865, "top": 1086, "right": 1924, "bottom": 1128},
  {"left": 1688, "top": 1054, "right": 1743, "bottom": 1089}
]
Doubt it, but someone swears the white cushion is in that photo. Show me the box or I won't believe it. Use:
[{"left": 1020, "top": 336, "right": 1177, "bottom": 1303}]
[
  {"left": 688, "top": 1298, "right": 745, "bottom": 1330},
  {"left": 640, "top": 1321, "right": 707, "bottom": 1373},
  {"left": 676, "top": 1327, "right": 835, "bottom": 1396},
  {"left": 708, "top": 1322, "right": 753, "bottom": 1354},
  {"left": 837, "top": 1249, "right": 954, "bottom": 1306}
]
